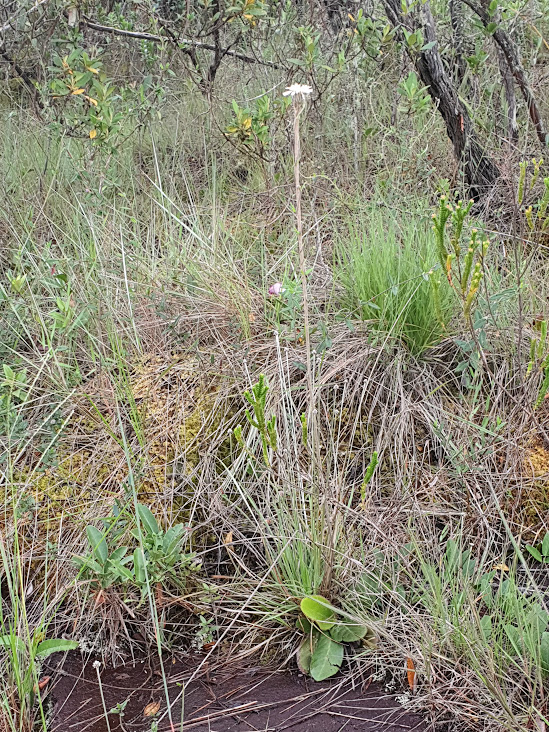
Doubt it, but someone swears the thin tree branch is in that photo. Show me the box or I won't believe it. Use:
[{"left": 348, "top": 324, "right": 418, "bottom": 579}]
[{"left": 81, "top": 17, "right": 280, "bottom": 69}]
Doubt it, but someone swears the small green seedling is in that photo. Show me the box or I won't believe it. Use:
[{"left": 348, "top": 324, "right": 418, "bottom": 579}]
[
  {"left": 431, "top": 196, "right": 489, "bottom": 325},
  {"left": 297, "top": 595, "right": 373, "bottom": 681},
  {"left": 133, "top": 503, "right": 199, "bottom": 589},
  {"left": 360, "top": 452, "right": 378, "bottom": 508},
  {"left": 526, "top": 532, "right": 549, "bottom": 564},
  {"left": 74, "top": 525, "right": 134, "bottom": 589},
  {"left": 0, "top": 632, "right": 78, "bottom": 719},
  {"left": 234, "top": 374, "right": 277, "bottom": 466},
  {"left": 74, "top": 504, "right": 199, "bottom": 597}
]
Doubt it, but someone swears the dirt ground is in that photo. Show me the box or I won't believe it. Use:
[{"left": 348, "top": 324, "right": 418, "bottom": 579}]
[{"left": 45, "top": 652, "right": 430, "bottom": 732}]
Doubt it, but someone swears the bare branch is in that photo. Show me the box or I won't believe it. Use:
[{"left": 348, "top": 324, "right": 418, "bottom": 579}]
[{"left": 82, "top": 17, "right": 280, "bottom": 69}]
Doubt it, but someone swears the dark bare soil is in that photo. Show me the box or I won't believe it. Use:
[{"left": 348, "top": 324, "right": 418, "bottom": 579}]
[{"left": 45, "top": 652, "right": 430, "bottom": 732}]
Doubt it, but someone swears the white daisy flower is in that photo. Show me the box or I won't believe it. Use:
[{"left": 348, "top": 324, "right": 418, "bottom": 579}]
[{"left": 283, "top": 83, "right": 313, "bottom": 99}]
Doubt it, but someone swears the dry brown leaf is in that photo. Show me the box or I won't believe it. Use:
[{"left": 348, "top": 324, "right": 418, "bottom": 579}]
[
  {"left": 155, "top": 582, "right": 164, "bottom": 607},
  {"left": 224, "top": 531, "right": 234, "bottom": 552},
  {"left": 406, "top": 657, "right": 417, "bottom": 693},
  {"left": 93, "top": 589, "right": 106, "bottom": 607},
  {"left": 143, "top": 701, "right": 161, "bottom": 717},
  {"left": 34, "top": 676, "right": 51, "bottom": 693}
]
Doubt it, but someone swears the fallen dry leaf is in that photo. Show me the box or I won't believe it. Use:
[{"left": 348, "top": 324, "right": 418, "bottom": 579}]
[
  {"left": 93, "top": 589, "right": 106, "bottom": 607},
  {"left": 406, "top": 657, "right": 417, "bottom": 693},
  {"left": 155, "top": 582, "right": 164, "bottom": 607},
  {"left": 34, "top": 676, "right": 51, "bottom": 693},
  {"left": 143, "top": 701, "right": 161, "bottom": 717},
  {"left": 224, "top": 531, "right": 234, "bottom": 552}
]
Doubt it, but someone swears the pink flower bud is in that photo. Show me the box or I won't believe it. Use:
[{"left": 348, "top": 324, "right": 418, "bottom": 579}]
[{"left": 268, "top": 282, "right": 285, "bottom": 296}]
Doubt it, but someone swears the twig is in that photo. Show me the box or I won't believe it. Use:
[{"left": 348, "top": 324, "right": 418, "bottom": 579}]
[{"left": 81, "top": 18, "right": 280, "bottom": 68}]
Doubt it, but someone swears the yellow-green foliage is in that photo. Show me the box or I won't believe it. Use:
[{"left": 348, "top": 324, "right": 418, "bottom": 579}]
[
  {"left": 513, "top": 443, "right": 549, "bottom": 535},
  {"left": 18, "top": 353, "right": 231, "bottom": 523}
]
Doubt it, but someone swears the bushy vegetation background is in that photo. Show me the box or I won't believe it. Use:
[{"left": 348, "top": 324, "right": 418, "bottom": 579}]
[{"left": 1, "top": 0, "right": 549, "bottom": 730}]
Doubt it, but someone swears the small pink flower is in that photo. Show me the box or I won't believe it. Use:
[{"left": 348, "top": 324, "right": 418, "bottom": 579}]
[{"left": 268, "top": 282, "right": 285, "bottom": 296}]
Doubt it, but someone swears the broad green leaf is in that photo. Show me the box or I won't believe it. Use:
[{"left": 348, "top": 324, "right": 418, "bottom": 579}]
[
  {"left": 133, "top": 547, "right": 147, "bottom": 584},
  {"left": 542, "top": 532, "right": 549, "bottom": 558},
  {"left": 526, "top": 545, "right": 544, "bottom": 563},
  {"left": 444, "top": 539, "right": 460, "bottom": 574},
  {"left": 0, "top": 635, "right": 26, "bottom": 654},
  {"left": 36, "top": 638, "right": 79, "bottom": 659},
  {"left": 300, "top": 596, "right": 335, "bottom": 630},
  {"left": 137, "top": 504, "right": 159, "bottom": 536},
  {"left": 109, "top": 562, "right": 134, "bottom": 582},
  {"left": 297, "top": 636, "right": 312, "bottom": 675},
  {"left": 541, "top": 631, "right": 549, "bottom": 673},
  {"left": 309, "top": 634, "right": 343, "bottom": 681},
  {"left": 163, "top": 525, "right": 184, "bottom": 555},
  {"left": 109, "top": 546, "right": 128, "bottom": 563},
  {"left": 526, "top": 605, "right": 549, "bottom": 638},
  {"left": 479, "top": 615, "right": 492, "bottom": 641},
  {"left": 86, "top": 525, "right": 107, "bottom": 564},
  {"left": 504, "top": 624, "right": 523, "bottom": 656},
  {"left": 330, "top": 622, "right": 369, "bottom": 643}
]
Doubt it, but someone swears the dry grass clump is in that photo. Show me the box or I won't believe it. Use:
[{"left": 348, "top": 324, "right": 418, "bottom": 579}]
[{"left": 20, "top": 351, "right": 236, "bottom": 519}]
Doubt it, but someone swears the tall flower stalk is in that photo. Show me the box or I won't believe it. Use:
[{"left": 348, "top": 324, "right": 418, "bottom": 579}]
[{"left": 284, "top": 84, "right": 313, "bottom": 414}]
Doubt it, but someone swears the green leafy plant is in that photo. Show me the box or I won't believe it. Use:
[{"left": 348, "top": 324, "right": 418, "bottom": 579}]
[
  {"left": 73, "top": 525, "right": 134, "bottom": 590},
  {"left": 225, "top": 94, "right": 290, "bottom": 158},
  {"left": 47, "top": 47, "right": 166, "bottom": 153},
  {"left": 0, "top": 630, "right": 78, "bottom": 727},
  {"left": 415, "top": 539, "right": 549, "bottom": 677},
  {"left": 398, "top": 71, "right": 431, "bottom": 116},
  {"left": 0, "top": 363, "right": 29, "bottom": 456},
  {"left": 526, "top": 318, "right": 549, "bottom": 408},
  {"left": 74, "top": 505, "right": 199, "bottom": 596},
  {"left": 234, "top": 374, "right": 277, "bottom": 466},
  {"left": 49, "top": 49, "right": 123, "bottom": 144},
  {"left": 431, "top": 195, "right": 489, "bottom": 326},
  {"left": 133, "top": 504, "right": 199, "bottom": 588},
  {"left": 517, "top": 159, "right": 549, "bottom": 240},
  {"left": 225, "top": 0, "right": 268, "bottom": 26},
  {"left": 526, "top": 532, "right": 549, "bottom": 564},
  {"left": 296, "top": 595, "right": 372, "bottom": 681}
]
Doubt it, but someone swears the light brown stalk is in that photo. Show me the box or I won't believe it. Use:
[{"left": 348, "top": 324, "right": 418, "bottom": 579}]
[{"left": 292, "top": 96, "right": 313, "bottom": 417}]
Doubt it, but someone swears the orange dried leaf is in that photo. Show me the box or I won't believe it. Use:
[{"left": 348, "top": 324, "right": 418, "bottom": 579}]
[
  {"left": 144, "top": 701, "right": 161, "bottom": 717},
  {"left": 406, "top": 657, "right": 417, "bottom": 693},
  {"left": 34, "top": 676, "right": 51, "bottom": 693}
]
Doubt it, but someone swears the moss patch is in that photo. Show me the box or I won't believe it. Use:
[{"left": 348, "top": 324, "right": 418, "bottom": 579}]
[{"left": 16, "top": 353, "right": 233, "bottom": 528}]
